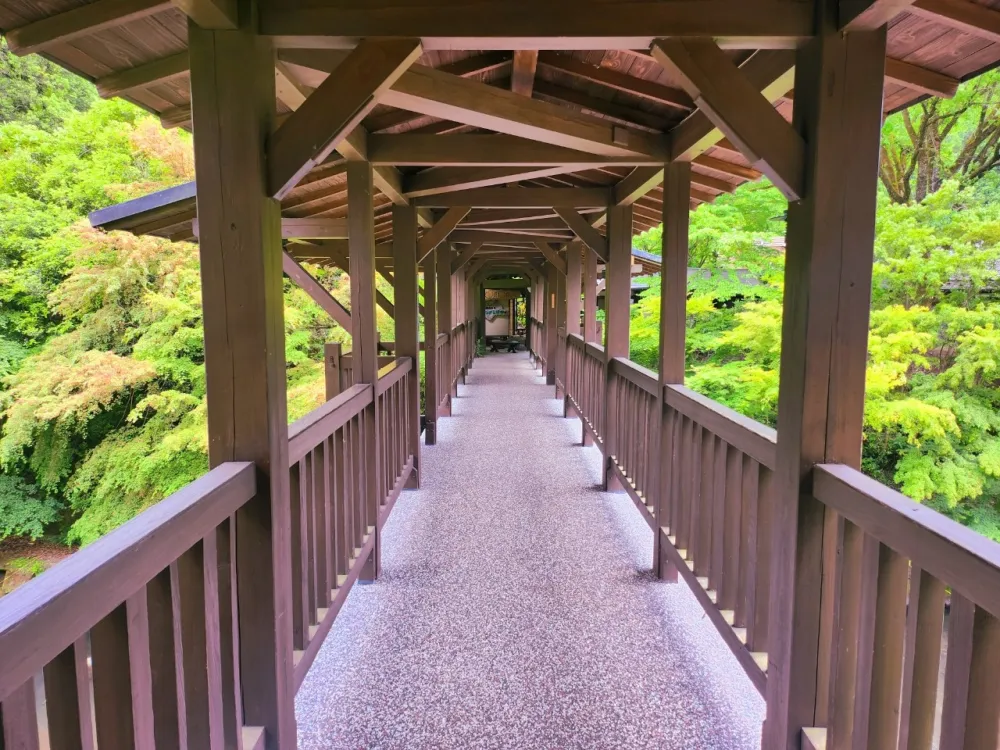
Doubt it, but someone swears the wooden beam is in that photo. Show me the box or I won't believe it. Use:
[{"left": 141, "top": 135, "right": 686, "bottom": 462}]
[
  {"left": 537, "top": 51, "right": 693, "bottom": 111},
  {"left": 305, "top": 240, "right": 397, "bottom": 319},
  {"left": 554, "top": 207, "right": 608, "bottom": 262},
  {"left": 669, "top": 49, "right": 796, "bottom": 163},
  {"left": 367, "top": 134, "right": 663, "bottom": 167},
  {"left": 414, "top": 188, "right": 610, "bottom": 208},
  {"left": 840, "top": 0, "right": 917, "bottom": 29},
  {"left": 614, "top": 166, "right": 663, "bottom": 206},
  {"left": 653, "top": 39, "right": 805, "bottom": 201},
  {"left": 282, "top": 251, "right": 352, "bottom": 329},
  {"left": 188, "top": 15, "right": 294, "bottom": 747},
  {"left": 451, "top": 241, "right": 482, "bottom": 274},
  {"left": 274, "top": 60, "right": 309, "bottom": 110},
  {"left": 379, "top": 66, "right": 668, "bottom": 159},
  {"left": 404, "top": 166, "right": 579, "bottom": 198},
  {"left": 534, "top": 241, "right": 566, "bottom": 274},
  {"left": 452, "top": 230, "right": 569, "bottom": 244},
  {"left": 512, "top": 50, "right": 539, "bottom": 96},
  {"left": 267, "top": 39, "right": 422, "bottom": 198},
  {"left": 95, "top": 52, "right": 189, "bottom": 98},
  {"left": 908, "top": 0, "right": 1000, "bottom": 44},
  {"left": 260, "top": 2, "right": 815, "bottom": 50},
  {"left": 532, "top": 80, "right": 672, "bottom": 133},
  {"left": 5, "top": 0, "right": 171, "bottom": 55},
  {"left": 417, "top": 207, "right": 471, "bottom": 262},
  {"left": 423, "top": 246, "right": 438, "bottom": 444},
  {"left": 462, "top": 208, "right": 600, "bottom": 225},
  {"left": 171, "top": 0, "right": 237, "bottom": 29},
  {"left": 884, "top": 57, "right": 958, "bottom": 99}
]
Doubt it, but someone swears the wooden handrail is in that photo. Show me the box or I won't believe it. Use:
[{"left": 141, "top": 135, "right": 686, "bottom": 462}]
[
  {"left": 584, "top": 340, "right": 606, "bottom": 362},
  {"left": 376, "top": 356, "right": 412, "bottom": 396},
  {"left": 0, "top": 462, "right": 256, "bottom": 700},
  {"left": 435, "top": 332, "right": 449, "bottom": 345},
  {"left": 664, "top": 384, "right": 777, "bottom": 469},
  {"left": 288, "top": 384, "right": 372, "bottom": 464},
  {"left": 609, "top": 356, "right": 658, "bottom": 397},
  {"left": 814, "top": 464, "right": 1000, "bottom": 618}
]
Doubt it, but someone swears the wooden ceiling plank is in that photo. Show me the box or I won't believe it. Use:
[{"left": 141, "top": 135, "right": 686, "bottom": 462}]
[
  {"left": 908, "top": 0, "right": 1000, "bottom": 44},
  {"left": 260, "top": 2, "right": 815, "bottom": 49},
  {"left": 171, "top": 0, "right": 238, "bottom": 28},
  {"left": 884, "top": 56, "right": 959, "bottom": 99},
  {"left": 414, "top": 188, "right": 610, "bottom": 208},
  {"left": 512, "top": 50, "right": 539, "bottom": 96},
  {"left": 5, "top": 0, "right": 172, "bottom": 55},
  {"left": 404, "top": 165, "right": 587, "bottom": 198},
  {"left": 653, "top": 39, "right": 804, "bottom": 201},
  {"left": 537, "top": 51, "right": 694, "bottom": 110},
  {"left": 96, "top": 52, "right": 190, "bottom": 98},
  {"left": 840, "top": 0, "right": 918, "bottom": 30},
  {"left": 693, "top": 153, "right": 762, "bottom": 180},
  {"left": 417, "top": 206, "right": 471, "bottom": 262},
  {"left": 554, "top": 207, "right": 609, "bottom": 261},
  {"left": 268, "top": 39, "right": 422, "bottom": 199},
  {"left": 453, "top": 230, "right": 571, "bottom": 244},
  {"left": 379, "top": 65, "right": 669, "bottom": 159},
  {"left": 531, "top": 80, "right": 671, "bottom": 133},
  {"left": 613, "top": 166, "right": 663, "bottom": 206},
  {"left": 367, "top": 134, "right": 664, "bottom": 166}
]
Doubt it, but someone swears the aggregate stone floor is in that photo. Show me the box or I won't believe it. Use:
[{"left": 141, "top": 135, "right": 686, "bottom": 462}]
[{"left": 295, "top": 352, "right": 764, "bottom": 750}]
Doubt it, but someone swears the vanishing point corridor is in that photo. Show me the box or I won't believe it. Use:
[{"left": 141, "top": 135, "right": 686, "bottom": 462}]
[{"left": 295, "top": 353, "right": 764, "bottom": 749}]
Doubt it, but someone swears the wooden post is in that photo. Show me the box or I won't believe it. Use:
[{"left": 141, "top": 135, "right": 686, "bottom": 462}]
[
  {"left": 555, "top": 257, "right": 567, "bottom": 396},
  {"left": 566, "top": 242, "right": 582, "bottom": 338},
  {"left": 188, "top": 12, "right": 295, "bottom": 748},
  {"left": 347, "top": 162, "right": 382, "bottom": 583},
  {"left": 423, "top": 250, "right": 438, "bottom": 445},
  {"left": 437, "top": 243, "right": 453, "bottom": 413},
  {"left": 763, "top": 8, "right": 888, "bottom": 748},
  {"left": 655, "top": 161, "right": 691, "bottom": 581},
  {"left": 324, "top": 342, "right": 342, "bottom": 400},
  {"left": 544, "top": 262, "right": 558, "bottom": 386},
  {"left": 393, "top": 205, "right": 421, "bottom": 489},
  {"left": 603, "top": 204, "right": 633, "bottom": 489}
]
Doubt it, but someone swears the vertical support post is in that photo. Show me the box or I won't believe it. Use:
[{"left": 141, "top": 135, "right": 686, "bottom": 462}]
[
  {"left": 555, "top": 259, "right": 567, "bottom": 396},
  {"left": 655, "top": 161, "right": 691, "bottom": 581},
  {"left": 423, "top": 249, "right": 438, "bottom": 445},
  {"left": 188, "top": 9, "right": 294, "bottom": 747},
  {"left": 544, "top": 262, "right": 558, "bottom": 386},
  {"left": 602, "top": 204, "right": 633, "bottom": 489},
  {"left": 393, "top": 205, "right": 421, "bottom": 489},
  {"left": 566, "top": 242, "right": 582, "bottom": 337},
  {"left": 347, "top": 162, "right": 381, "bottom": 583},
  {"left": 763, "top": 8, "right": 887, "bottom": 748},
  {"left": 437, "top": 244, "right": 453, "bottom": 413},
  {"left": 324, "top": 342, "right": 342, "bottom": 400}
]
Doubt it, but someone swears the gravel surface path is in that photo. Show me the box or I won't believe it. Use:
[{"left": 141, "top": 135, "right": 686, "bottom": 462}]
[{"left": 296, "top": 353, "right": 764, "bottom": 749}]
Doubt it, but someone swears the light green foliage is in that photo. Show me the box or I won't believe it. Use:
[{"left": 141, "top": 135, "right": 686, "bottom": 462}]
[{"left": 632, "top": 175, "right": 1000, "bottom": 539}]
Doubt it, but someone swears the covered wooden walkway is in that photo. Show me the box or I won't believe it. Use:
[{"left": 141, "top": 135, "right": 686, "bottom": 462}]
[{"left": 294, "top": 353, "right": 763, "bottom": 749}]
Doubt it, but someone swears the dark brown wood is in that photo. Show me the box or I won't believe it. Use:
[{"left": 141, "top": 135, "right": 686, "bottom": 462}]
[
  {"left": 544, "top": 262, "right": 558, "bottom": 385},
  {"left": 764, "top": 12, "right": 888, "bottom": 746},
  {"left": 867, "top": 544, "right": 908, "bottom": 748},
  {"left": 437, "top": 243, "right": 454, "bottom": 412},
  {"left": 145, "top": 570, "right": 183, "bottom": 750},
  {"left": 90, "top": 603, "right": 137, "bottom": 749},
  {"left": 511, "top": 50, "right": 539, "bottom": 96},
  {"left": 4, "top": 0, "right": 171, "bottom": 55},
  {"left": 537, "top": 51, "right": 693, "bottom": 110},
  {"left": 554, "top": 208, "right": 607, "bottom": 261},
  {"left": 1, "top": 679, "right": 39, "bottom": 750},
  {"left": 394, "top": 205, "right": 421, "bottom": 488},
  {"left": 909, "top": 0, "right": 1000, "bottom": 45},
  {"left": 424, "top": 248, "right": 438, "bottom": 446},
  {"left": 173, "top": 0, "right": 238, "bottom": 28},
  {"left": 841, "top": 0, "right": 917, "bottom": 29},
  {"left": 940, "top": 593, "right": 975, "bottom": 748},
  {"left": 565, "top": 243, "right": 582, "bottom": 338},
  {"left": 96, "top": 51, "right": 190, "bottom": 98},
  {"left": 282, "top": 251, "right": 352, "bottom": 330},
  {"left": 583, "top": 247, "right": 597, "bottom": 343},
  {"left": 43, "top": 638, "right": 94, "bottom": 750},
  {"left": 188, "top": 14, "right": 295, "bottom": 748},
  {"left": 898, "top": 569, "right": 945, "bottom": 750},
  {"left": 268, "top": 39, "right": 422, "bottom": 198}
]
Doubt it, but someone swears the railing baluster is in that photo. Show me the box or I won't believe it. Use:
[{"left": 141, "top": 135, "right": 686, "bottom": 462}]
[
  {"left": 710, "top": 438, "right": 727, "bottom": 596},
  {"left": 696, "top": 428, "right": 715, "bottom": 579},
  {"left": 144, "top": 569, "right": 183, "bottom": 748},
  {"left": 91, "top": 600, "right": 144, "bottom": 748},
  {"left": 289, "top": 461, "right": 307, "bottom": 650},
  {"left": 43, "top": 637, "right": 94, "bottom": 750},
  {"left": 1, "top": 679, "right": 40, "bottom": 750},
  {"left": 313, "top": 441, "right": 330, "bottom": 610},
  {"left": 866, "top": 545, "right": 908, "bottom": 749},
  {"left": 737, "top": 455, "right": 759, "bottom": 631},
  {"left": 720, "top": 445, "right": 743, "bottom": 613},
  {"left": 940, "top": 593, "right": 975, "bottom": 748},
  {"left": 897, "top": 569, "right": 945, "bottom": 750}
]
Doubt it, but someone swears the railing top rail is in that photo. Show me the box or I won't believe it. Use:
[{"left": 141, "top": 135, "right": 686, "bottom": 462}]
[
  {"left": 288, "top": 384, "right": 372, "bottom": 463},
  {"left": 584, "top": 340, "right": 606, "bottom": 362},
  {"left": 609, "top": 356, "right": 658, "bottom": 397},
  {"left": 664, "top": 384, "right": 777, "bottom": 469},
  {"left": 0, "top": 462, "right": 256, "bottom": 700},
  {"left": 566, "top": 333, "right": 585, "bottom": 348},
  {"left": 436, "top": 332, "right": 449, "bottom": 345},
  {"left": 815, "top": 464, "right": 1000, "bottom": 619},
  {"left": 376, "top": 357, "right": 412, "bottom": 396}
]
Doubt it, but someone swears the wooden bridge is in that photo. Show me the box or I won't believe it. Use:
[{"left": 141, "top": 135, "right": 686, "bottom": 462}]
[{"left": 3, "top": 0, "right": 1000, "bottom": 748}]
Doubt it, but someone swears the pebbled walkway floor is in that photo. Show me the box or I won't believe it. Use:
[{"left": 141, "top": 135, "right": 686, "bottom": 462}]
[{"left": 295, "top": 353, "right": 764, "bottom": 749}]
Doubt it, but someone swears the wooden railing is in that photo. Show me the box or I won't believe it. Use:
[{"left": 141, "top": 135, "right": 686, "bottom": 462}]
[
  {"left": 376, "top": 359, "right": 416, "bottom": 522},
  {"left": 565, "top": 333, "right": 606, "bottom": 447},
  {"left": 563, "top": 334, "right": 774, "bottom": 694},
  {"left": 0, "top": 463, "right": 265, "bottom": 749},
  {"left": 434, "top": 332, "right": 450, "bottom": 415},
  {"left": 659, "top": 383, "right": 776, "bottom": 694},
  {"left": 528, "top": 317, "right": 544, "bottom": 370},
  {"left": 808, "top": 464, "right": 1000, "bottom": 750}
]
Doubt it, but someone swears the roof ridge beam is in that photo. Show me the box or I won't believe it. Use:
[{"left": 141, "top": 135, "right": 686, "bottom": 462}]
[
  {"left": 267, "top": 39, "right": 422, "bottom": 198},
  {"left": 653, "top": 39, "right": 805, "bottom": 201}
]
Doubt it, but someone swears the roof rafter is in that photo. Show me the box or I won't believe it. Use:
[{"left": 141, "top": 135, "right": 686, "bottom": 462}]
[
  {"left": 512, "top": 50, "right": 539, "bottom": 96},
  {"left": 404, "top": 166, "right": 581, "bottom": 198},
  {"left": 5, "top": 0, "right": 171, "bottom": 55},
  {"left": 414, "top": 188, "right": 610, "bottom": 208},
  {"left": 554, "top": 207, "right": 608, "bottom": 262},
  {"left": 417, "top": 207, "right": 471, "bottom": 262}
]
